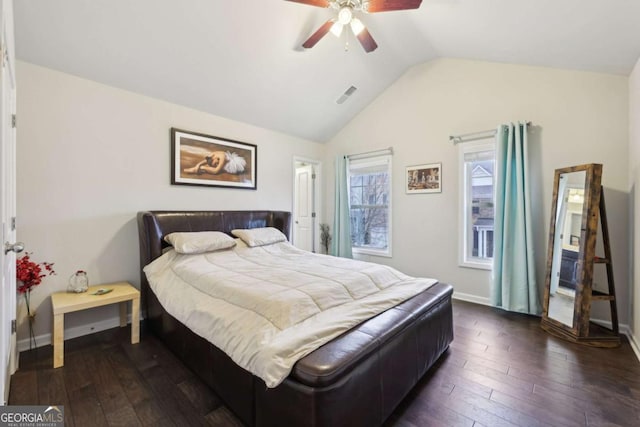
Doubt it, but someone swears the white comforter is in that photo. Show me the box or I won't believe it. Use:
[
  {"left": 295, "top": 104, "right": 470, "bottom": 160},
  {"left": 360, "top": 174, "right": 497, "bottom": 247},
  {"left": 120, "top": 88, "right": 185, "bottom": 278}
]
[{"left": 143, "top": 241, "right": 437, "bottom": 387}]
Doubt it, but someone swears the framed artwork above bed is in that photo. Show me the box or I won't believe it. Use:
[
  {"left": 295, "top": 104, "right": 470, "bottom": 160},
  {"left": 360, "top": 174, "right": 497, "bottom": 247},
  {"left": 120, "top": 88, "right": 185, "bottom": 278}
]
[{"left": 171, "top": 128, "right": 257, "bottom": 189}]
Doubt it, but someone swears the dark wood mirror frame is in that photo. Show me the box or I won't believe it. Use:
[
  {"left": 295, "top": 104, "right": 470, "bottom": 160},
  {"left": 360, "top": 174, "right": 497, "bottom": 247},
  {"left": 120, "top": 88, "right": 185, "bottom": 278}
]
[{"left": 541, "top": 163, "right": 620, "bottom": 347}]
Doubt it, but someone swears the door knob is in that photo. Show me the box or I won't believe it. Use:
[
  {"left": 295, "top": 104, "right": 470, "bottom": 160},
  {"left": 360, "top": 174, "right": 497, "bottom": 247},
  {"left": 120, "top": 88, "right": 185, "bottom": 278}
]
[{"left": 4, "top": 242, "right": 24, "bottom": 255}]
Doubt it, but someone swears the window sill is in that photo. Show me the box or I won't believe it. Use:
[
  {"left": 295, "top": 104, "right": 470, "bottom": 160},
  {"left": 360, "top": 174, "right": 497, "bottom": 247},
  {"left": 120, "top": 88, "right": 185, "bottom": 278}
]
[
  {"left": 459, "top": 260, "right": 492, "bottom": 271},
  {"left": 353, "top": 248, "right": 392, "bottom": 258}
]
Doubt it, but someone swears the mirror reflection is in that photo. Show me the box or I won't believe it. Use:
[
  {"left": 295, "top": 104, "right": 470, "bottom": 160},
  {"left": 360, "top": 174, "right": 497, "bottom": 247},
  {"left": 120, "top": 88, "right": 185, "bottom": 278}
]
[{"left": 547, "top": 171, "right": 586, "bottom": 327}]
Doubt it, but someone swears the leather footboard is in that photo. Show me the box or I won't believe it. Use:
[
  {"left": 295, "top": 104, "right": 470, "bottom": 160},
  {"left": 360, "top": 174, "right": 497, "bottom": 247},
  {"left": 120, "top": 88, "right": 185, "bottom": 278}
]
[
  {"left": 254, "top": 282, "right": 454, "bottom": 427},
  {"left": 145, "top": 282, "right": 453, "bottom": 427}
]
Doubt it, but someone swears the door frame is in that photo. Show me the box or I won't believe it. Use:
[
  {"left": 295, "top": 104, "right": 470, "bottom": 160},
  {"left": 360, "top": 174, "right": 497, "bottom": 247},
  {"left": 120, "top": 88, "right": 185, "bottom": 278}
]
[
  {"left": 0, "top": 0, "right": 16, "bottom": 405},
  {"left": 292, "top": 156, "right": 322, "bottom": 253}
]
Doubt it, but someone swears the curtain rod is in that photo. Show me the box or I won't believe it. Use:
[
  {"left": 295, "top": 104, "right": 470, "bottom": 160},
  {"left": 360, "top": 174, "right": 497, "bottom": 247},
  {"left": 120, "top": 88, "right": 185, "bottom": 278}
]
[
  {"left": 450, "top": 129, "right": 496, "bottom": 145},
  {"left": 450, "top": 122, "right": 532, "bottom": 145},
  {"left": 345, "top": 147, "right": 393, "bottom": 160}
]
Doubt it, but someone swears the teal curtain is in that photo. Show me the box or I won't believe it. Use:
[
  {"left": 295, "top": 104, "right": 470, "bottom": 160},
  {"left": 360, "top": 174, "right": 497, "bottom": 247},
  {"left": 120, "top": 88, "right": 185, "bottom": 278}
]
[
  {"left": 332, "top": 155, "right": 353, "bottom": 258},
  {"left": 491, "top": 122, "right": 541, "bottom": 314}
]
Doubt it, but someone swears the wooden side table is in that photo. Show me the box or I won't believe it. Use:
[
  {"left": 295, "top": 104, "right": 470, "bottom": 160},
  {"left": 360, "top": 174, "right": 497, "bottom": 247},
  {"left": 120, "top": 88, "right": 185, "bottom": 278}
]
[{"left": 51, "top": 281, "right": 140, "bottom": 368}]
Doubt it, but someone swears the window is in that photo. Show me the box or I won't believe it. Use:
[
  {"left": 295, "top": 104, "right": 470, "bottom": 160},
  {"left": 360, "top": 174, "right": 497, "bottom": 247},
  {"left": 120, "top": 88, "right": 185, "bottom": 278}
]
[
  {"left": 459, "top": 140, "right": 495, "bottom": 269},
  {"left": 348, "top": 154, "right": 392, "bottom": 257}
]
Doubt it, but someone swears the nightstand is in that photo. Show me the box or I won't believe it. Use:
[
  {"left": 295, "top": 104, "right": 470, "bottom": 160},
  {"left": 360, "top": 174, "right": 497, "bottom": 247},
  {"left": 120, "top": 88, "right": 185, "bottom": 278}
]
[{"left": 51, "top": 281, "right": 140, "bottom": 368}]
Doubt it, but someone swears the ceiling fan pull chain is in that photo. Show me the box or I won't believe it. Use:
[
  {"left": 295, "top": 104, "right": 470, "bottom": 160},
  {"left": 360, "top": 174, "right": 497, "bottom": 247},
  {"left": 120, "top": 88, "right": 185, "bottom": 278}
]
[{"left": 344, "top": 27, "right": 350, "bottom": 52}]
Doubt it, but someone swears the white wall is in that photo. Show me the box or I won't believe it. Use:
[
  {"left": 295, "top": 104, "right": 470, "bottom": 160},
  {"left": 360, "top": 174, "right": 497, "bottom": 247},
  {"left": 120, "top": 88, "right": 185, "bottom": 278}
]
[
  {"left": 630, "top": 57, "right": 640, "bottom": 356},
  {"left": 16, "top": 61, "right": 324, "bottom": 347},
  {"left": 325, "top": 58, "right": 630, "bottom": 323},
  {"left": 17, "top": 57, "right": 635, "bottom": 350}
]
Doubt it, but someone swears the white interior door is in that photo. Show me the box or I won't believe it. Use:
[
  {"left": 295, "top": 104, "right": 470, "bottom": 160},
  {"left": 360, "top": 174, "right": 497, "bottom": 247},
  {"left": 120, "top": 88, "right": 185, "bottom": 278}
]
[
  {"left": 0, "top": 0, "right": 17, "bottom": 405},
  {"left": 293, "top": 164, "right": 315, "bottom": 252}
]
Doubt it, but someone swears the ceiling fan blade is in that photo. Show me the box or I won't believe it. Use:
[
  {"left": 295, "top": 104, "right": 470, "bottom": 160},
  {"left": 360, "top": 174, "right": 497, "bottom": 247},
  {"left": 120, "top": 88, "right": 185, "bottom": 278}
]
[
  {"left": 302, "top": 20, "right": 335, "bottom": 49},
  {"left": 284, "top": 0, "right": 331, "bottom": 8},
  {"left": 366, "top": 0, "right": 422, "bottom": 13},
  {"left": 356, "top": 28, "right": 378, "bottom": 53}
]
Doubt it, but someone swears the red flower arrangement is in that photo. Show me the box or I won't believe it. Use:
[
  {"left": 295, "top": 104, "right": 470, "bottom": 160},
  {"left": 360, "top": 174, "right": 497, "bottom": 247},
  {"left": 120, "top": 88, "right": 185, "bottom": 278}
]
[
  {"left": 17, "top": 253, "right": 55, "bottom": 294},
  {"left": 16, "top": 253, "right": 55, "bottom": 349}
]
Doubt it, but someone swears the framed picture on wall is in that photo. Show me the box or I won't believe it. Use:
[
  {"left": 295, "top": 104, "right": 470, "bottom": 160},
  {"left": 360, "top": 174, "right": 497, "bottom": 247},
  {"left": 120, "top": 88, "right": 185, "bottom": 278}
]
[
  {"left": 171, "top": 128, "right": 257, "bottom": 189},
  {"left": 406, "top": 163, "right": 442, "bottom": 194}
]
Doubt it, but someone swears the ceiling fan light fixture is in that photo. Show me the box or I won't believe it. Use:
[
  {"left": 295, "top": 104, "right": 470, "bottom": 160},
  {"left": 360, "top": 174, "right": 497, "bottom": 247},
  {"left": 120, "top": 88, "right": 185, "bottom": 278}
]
[
  {"left": 350, "top": 17, "right": 365, "bottom": 35},
  {"left": 330, "top": 21, "right": 344, "bottom": 37},
  {"left": 294, "top": 0, "right": 422, "bottom": 53},
  {"left": 338, "top": 7, "right": 353, "bottom": 25}
]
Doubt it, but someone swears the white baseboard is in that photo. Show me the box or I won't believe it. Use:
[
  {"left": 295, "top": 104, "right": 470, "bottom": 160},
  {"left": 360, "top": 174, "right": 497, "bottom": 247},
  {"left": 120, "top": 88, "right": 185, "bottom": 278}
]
[
  {"left": 627, "top": 330, "right": 640, "bottom": 363},
  {"left": 452, "top": 292, "right": 491, "bottom": 306},
  {"left": 589, "top": 317, "right": 622, "bottom": 330},
  {"left": 590, "top": 317, "right": 630, "bottom": 336},
  {"left": 17, "top": 314, "right": 134, "bottom": 353}
]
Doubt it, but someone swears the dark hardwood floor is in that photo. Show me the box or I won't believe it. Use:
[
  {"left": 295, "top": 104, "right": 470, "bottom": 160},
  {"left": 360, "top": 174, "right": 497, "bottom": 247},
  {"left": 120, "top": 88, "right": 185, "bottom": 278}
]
[{"left": 9, "top": 300, "right": 640, "bottom": 426}]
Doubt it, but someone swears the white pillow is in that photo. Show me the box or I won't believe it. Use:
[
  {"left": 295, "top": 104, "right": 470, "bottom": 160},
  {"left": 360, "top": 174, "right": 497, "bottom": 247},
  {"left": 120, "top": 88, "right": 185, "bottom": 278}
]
[
  {"left": 164, "top": 231, "right": 236, "bottom": 254},
  {"left": 233, "top": 237, "right": 249, "bottom": 249},
  {"left": 231, "top": 227, "right": 287, "bottom": 247}
]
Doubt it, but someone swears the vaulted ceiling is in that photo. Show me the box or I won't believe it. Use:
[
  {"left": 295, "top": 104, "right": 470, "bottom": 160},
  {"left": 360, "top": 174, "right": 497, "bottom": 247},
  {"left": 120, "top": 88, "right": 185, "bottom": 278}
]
[{"left": 14, "top": 0, "right": 640, "bottom": 142}]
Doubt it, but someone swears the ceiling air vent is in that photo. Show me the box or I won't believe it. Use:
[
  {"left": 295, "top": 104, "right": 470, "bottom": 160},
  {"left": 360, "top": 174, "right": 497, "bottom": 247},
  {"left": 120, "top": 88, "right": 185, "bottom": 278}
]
[{"left": 336, "top": 85, "right": 357, "bottom": 104}]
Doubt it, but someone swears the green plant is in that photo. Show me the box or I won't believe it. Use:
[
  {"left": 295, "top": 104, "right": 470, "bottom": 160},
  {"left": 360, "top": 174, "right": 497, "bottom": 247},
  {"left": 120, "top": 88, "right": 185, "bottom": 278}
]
[{"left": 320, "top": 223, "right": 332, "bottom": 255}]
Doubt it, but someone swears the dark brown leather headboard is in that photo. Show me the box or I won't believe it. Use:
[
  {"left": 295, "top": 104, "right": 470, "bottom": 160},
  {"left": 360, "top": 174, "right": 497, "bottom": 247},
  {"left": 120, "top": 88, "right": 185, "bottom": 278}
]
[{"left": 137, "top": 210, "right": 291, "bottom": 315}]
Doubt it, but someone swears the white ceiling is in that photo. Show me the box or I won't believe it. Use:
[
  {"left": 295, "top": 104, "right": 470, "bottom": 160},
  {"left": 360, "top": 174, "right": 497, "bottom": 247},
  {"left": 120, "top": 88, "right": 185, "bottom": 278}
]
[{"left": 14, "top": 0, "right": 640, "bottom": 142}]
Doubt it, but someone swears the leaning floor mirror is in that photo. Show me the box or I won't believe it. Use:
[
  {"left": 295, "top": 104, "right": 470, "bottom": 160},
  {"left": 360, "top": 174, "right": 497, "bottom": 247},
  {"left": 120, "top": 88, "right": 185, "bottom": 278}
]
[{"left": 541, "top": 163, "right": 620, "bottom": 347}]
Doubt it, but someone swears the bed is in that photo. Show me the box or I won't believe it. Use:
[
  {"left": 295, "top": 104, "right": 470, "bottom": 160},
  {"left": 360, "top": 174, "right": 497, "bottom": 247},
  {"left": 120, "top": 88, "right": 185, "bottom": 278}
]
[{"left": 137, "top": 210, "right": 453, "bottom": 427}]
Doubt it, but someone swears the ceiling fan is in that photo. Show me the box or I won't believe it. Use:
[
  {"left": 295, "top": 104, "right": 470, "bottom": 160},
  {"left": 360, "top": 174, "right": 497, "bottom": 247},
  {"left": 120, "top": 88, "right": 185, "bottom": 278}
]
[{"left": 286, "top": 0, "right": 423, "bottom": 53}]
